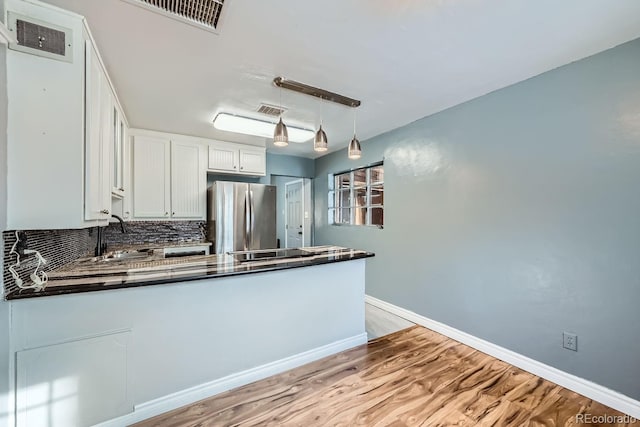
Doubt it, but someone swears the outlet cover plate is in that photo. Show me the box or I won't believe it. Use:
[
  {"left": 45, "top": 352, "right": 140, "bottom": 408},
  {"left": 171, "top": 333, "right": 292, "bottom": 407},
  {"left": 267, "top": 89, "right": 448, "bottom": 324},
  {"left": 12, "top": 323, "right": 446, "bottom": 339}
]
[{"left": 563, "top": 332, "right": 578, "bottom": 351}]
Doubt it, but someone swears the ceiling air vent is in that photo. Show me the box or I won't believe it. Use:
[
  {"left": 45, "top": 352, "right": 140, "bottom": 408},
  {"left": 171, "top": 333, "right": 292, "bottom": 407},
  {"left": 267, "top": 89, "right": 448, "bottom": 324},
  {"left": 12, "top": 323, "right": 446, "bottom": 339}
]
[
  {"left": 257, "top": 104, "right": 286, "bottom": 117},
  {"left": 124, "top": 0, "right": 226, "bottom": 33},
  {"left": 7, "top": 12, "right": 73, "bottom": 62}
]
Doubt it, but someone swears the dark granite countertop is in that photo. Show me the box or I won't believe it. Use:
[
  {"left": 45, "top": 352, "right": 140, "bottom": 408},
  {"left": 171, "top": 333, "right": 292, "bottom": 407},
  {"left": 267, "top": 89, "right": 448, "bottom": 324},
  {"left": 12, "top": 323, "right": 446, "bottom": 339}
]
[{"left": 5, "top": 246, "right": 374, "bottom": 300}]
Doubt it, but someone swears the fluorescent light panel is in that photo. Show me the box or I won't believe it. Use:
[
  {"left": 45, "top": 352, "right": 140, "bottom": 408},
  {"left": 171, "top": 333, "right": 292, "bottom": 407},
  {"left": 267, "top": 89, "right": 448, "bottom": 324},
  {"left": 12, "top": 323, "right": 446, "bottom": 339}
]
[{"left": 213, "top": 113, "right": 314, "bottom": 143}]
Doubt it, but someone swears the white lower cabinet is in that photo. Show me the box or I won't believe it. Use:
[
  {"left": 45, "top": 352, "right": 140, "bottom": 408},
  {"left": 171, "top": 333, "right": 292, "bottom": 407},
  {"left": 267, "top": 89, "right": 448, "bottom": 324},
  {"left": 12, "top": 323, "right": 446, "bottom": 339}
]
[
  {"left": 16, "top": 331, "right": 132, "bottom": 427},
  {"left": 132, "top": 135, "right": 205, "bottom": 220}
]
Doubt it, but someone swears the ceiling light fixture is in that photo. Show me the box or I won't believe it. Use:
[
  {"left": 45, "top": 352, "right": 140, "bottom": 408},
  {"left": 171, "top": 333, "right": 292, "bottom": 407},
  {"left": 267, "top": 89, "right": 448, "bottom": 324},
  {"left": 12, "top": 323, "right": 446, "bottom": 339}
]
[
  {"left": 213, "top": 113, "right": 314, "bottom": 143},
  {"left": 314, "top": 98, "right": 328, "bottom": 152},
  {"left": 273, "top": 84, "right": 288, "bottom": 147},
  {"left": 314, "top": 125, "right": 328, "bottom": 152},
  {"left": 348, "top": 109, "right": 361, "bottom": 160},
  {"left": 274, "top": 77, "right": 362, "bottom": 158}
]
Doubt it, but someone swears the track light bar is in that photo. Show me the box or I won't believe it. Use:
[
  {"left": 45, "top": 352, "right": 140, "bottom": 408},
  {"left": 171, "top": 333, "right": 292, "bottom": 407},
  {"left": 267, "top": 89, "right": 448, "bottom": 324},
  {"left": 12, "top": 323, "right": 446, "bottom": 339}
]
[{"left": 274, "top": 77, "right": 361, "bottom": 108}]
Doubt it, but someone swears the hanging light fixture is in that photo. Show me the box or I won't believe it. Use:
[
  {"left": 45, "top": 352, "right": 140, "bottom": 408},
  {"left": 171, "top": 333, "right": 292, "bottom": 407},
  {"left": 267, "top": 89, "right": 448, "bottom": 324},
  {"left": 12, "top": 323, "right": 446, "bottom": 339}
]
[
  {"left": 348, "top": 109, "right": 362, "bottom": 159},
  {"left": 314, "top": 97, "right": 328, "bottom": 152},
  {"left": 273, "top": 85, "right": 288, "bottom": 147},
  {"left": 314, "top": 124, "right": 328, "bottom": 152}
]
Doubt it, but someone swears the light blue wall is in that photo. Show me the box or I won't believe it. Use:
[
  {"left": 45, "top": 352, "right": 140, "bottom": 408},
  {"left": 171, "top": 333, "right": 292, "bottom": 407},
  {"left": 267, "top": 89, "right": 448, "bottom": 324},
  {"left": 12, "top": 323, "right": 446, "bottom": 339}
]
[{"left": 314, "top": 38, "right": 640, "bottom": 400}]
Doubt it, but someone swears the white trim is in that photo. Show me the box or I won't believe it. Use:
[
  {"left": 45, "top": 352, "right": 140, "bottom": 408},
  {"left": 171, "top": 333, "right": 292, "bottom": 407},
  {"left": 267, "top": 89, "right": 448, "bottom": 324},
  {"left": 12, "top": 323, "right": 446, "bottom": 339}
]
[
  {"left": 284, "top": 178, "right": 304, "bottom": 248},
  {"left": 94, "top": 332, "right": 367, "bottom": 427},
  {"left": 365, "top": 295, "right": 640, "bottom": 419},
  {"left": 0, "top": 21, "right": 16, "bottom": 44}
]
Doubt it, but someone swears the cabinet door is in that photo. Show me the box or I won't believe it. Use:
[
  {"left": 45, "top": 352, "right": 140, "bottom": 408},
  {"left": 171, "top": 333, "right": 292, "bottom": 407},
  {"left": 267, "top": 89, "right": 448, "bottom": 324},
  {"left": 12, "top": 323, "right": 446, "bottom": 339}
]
[
  {"left": 208, "top": 144, "right": 239, "bottom": 172},
  {"left": 171, "top": 141, "right": 206, "bottom": 219},
  {"left": 112, "top": 105, "right": 126, "bottom": 197},
  {"left": 239, "top": 149, "right": 266, "bottom": 175},
  {"left": 132, "top": 136, "right": 171, "bottom": 218},
  {"left": 84, "top": 41, "right": 112, "bottom": 221}
]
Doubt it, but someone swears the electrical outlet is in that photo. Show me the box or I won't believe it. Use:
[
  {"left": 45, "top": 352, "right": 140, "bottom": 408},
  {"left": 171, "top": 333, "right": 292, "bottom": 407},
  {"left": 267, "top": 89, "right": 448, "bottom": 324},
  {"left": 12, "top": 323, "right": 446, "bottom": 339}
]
[{"left": 563, "top": 332, "right": 578, "bottom": 351}]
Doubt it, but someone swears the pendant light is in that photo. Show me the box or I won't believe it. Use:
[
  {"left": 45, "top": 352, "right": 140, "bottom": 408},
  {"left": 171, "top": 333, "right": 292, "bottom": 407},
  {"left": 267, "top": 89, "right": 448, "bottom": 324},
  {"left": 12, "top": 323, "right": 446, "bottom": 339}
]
[
  {"left": 314, "top": 98, "right": 328, "bottom": 152},
  {"left": 273, "top": 84, "right": 288, "bottom": 147},
  {"left": 348, "top": 109, "right": 362, "bottom": 159},
  {"left": 314, "top": 125, "right": 328, "bottom": 152}
]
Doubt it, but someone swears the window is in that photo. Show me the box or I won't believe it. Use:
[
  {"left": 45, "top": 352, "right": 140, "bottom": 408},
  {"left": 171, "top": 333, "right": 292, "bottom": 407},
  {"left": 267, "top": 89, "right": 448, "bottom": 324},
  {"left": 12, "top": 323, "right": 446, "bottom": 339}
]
[{"left": 329, "top": 163, "right": 384, "bottom": 227}]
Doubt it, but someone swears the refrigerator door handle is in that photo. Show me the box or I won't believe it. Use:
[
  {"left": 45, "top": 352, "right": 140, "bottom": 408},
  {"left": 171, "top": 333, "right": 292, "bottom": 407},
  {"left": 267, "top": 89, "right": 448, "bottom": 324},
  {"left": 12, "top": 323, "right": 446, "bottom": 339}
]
[
  {"left": 249, "top": 190, "right": 255, "bottom": 248},
  {"left": 244, "top": 190, "right": 250, "bottom": 251}
]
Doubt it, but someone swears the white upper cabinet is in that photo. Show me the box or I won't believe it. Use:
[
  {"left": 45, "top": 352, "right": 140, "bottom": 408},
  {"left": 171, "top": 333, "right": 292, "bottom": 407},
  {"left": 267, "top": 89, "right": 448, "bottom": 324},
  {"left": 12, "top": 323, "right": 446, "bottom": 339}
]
[
  {"left": 132, "top": 136, "right": 171, "bottom": 218},
  {"left": 84, "top": 40, "right": 113, "bottom": 221},
  {"left": 171, "top": 140, "right": 206, "bottom": 218},
  {"left": 5, "top": 0, "right": 127, "bottom": 229},
  {"left": 131, "top": 134, "right": 205, "bottom": 220},
  {"left": 208, "top": 142, "right": 266, "bottom": 176},
  {"left": 208, "top": 143, "right": 239, "bottom": 172},
  {"left": 112, "top": 105, "right": 127, "bottom": 198},
  {"left": 239, "top": 148, "right": 266, "bottom": 175}
]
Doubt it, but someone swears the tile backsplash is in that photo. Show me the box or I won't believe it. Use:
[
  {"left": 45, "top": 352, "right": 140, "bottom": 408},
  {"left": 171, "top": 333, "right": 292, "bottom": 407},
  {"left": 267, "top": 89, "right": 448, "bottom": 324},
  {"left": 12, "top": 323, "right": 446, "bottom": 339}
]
[
  {"left": 2, "top": 221, "right": 207, "bottom": 298},
  {"left": 103, "top": 220, "right": 206, "bottom": 246},
  {"left": 2, "top": 228, "right": 96, "bottom": 297}
]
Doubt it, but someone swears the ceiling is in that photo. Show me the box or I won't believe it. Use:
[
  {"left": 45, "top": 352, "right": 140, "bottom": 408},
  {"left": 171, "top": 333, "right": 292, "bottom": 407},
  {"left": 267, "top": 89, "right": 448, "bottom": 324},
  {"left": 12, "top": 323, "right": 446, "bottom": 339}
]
[{"left": 41, "top": 0, "right": 640, "bottom": 158}]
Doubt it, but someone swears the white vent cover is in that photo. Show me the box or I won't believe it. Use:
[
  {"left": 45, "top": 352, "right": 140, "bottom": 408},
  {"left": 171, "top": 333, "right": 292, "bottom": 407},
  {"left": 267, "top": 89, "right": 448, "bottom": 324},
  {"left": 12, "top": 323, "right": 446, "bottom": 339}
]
[
  {"left": 7, "top": 12, "right": 73, "bottom": 62},
  {"left": 257, "top": 104, "right": 286, "bottom": 117},
  {"left": 124, "top": 0, "right": 226, "bottom": 32}
]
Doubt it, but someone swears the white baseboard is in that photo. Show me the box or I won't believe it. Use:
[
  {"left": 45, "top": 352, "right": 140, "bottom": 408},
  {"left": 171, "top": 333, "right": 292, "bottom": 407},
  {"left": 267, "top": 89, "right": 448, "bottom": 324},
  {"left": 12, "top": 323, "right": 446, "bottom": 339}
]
[
  {"left": 94, "top": 333, "right": 367, "bottom": 427},
  {"left": 365, "top": 295, "right": 640, "bottom": 419}
]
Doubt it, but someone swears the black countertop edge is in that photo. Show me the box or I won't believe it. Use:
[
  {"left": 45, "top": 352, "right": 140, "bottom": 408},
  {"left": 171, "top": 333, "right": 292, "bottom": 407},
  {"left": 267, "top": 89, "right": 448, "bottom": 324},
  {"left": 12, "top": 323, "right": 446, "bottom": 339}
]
[{"left": 5, "top": 251, "right": 375, "bottom": 301}]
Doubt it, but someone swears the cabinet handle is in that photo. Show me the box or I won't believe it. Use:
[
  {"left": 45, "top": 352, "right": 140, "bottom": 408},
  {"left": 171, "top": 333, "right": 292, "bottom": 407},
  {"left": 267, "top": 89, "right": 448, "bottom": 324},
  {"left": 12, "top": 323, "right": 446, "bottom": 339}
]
[
  {"left": 125, "top": 211, "right": 130, "bottom": 215},
  {"left": 118, "top": 187, "right": 124, "bottom": 191},
  {"left": 240, "top": 166, "right": 244, "bottom": 170},
  {"left": 172, "top": 212, "right": 175, "bottom": 216},
  {"left": 165, "top": 212, "right": 169, "bottom": 216},
  {"left": 100, "top": 209, "right": 110, "bottom": 215},
  {"left": 233, "top": 165, "right": 237, "bottom": 169}
]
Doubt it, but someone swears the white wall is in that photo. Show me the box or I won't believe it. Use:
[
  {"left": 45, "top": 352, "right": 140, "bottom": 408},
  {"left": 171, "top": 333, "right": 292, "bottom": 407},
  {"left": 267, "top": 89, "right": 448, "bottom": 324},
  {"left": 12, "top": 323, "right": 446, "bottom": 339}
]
[
  {"left": 1, "top": 29, "right": 12, "bottom": 427},
  {"left": 10, "top": 260, "right": 366, "bottom": 425}
]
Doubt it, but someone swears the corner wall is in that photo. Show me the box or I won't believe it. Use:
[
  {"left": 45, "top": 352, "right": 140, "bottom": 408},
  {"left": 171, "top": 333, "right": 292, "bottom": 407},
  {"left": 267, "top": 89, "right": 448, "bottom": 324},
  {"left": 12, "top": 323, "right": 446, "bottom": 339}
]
[
  {"left": 314, "top": 38, "right": 640, "bottom": 400},
  {"left": 1, "top": 34, "right": 12, "bottom": 427}
]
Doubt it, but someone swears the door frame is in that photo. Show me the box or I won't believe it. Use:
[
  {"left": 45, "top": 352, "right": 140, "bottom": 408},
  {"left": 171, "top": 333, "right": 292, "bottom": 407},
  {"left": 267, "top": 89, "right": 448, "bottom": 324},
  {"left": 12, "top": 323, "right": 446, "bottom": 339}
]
[{"left": 284, "top": 178, "right": 304, "bottom": 248}]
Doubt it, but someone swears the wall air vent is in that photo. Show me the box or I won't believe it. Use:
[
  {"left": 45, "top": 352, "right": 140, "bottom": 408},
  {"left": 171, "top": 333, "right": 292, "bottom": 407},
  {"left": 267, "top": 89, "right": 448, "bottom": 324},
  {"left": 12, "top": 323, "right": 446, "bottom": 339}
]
[
  {"left": 257, "top": 104, "right": 286, "bottom": 117},
  {"left": 7, "top": 12, "right": 73, "bottom": 62},
  {"left": 124, "top": 0, "right": 226, "bottom": 33}
]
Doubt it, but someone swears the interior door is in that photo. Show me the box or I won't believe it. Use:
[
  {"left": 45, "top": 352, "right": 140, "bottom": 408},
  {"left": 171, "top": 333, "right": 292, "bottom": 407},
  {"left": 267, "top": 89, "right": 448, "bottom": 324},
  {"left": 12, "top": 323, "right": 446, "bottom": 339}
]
[{"left": 285, "top": 180, "right": 304, "bottom": 248}]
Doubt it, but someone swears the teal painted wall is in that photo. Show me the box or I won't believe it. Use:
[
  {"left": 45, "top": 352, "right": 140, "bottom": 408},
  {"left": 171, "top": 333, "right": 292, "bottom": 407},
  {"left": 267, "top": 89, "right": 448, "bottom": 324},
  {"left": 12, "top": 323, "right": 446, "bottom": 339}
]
[{"left": 314, "top": 38, "right": 640, "bottom": 400}]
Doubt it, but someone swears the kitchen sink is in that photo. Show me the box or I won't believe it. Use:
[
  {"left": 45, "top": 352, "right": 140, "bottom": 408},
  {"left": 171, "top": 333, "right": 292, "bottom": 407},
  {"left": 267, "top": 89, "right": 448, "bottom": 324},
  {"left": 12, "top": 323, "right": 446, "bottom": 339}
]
[{"left": 81, "top": 249, "right": 155, "bottom": 263}]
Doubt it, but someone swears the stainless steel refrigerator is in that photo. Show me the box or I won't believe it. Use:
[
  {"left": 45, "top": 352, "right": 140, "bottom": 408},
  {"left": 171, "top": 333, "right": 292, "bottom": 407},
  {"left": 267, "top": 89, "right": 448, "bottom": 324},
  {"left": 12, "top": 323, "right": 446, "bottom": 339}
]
[{"left": 207, "top": 181, "right": 277, "bottom": 254}]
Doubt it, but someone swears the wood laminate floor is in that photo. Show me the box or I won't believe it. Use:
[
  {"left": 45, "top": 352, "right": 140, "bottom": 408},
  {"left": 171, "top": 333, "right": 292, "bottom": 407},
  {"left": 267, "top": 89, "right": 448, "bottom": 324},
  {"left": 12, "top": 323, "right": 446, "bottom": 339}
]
[{"left": 133, "top": 326, "right": 634, "bottom": 427}]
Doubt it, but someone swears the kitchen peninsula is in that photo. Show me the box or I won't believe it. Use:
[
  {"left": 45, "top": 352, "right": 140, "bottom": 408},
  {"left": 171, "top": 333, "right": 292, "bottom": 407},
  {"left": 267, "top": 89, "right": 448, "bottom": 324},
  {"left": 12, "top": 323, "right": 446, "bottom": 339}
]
[{"left": 5, "top": 246, "right": 373, "bottom": 426}]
